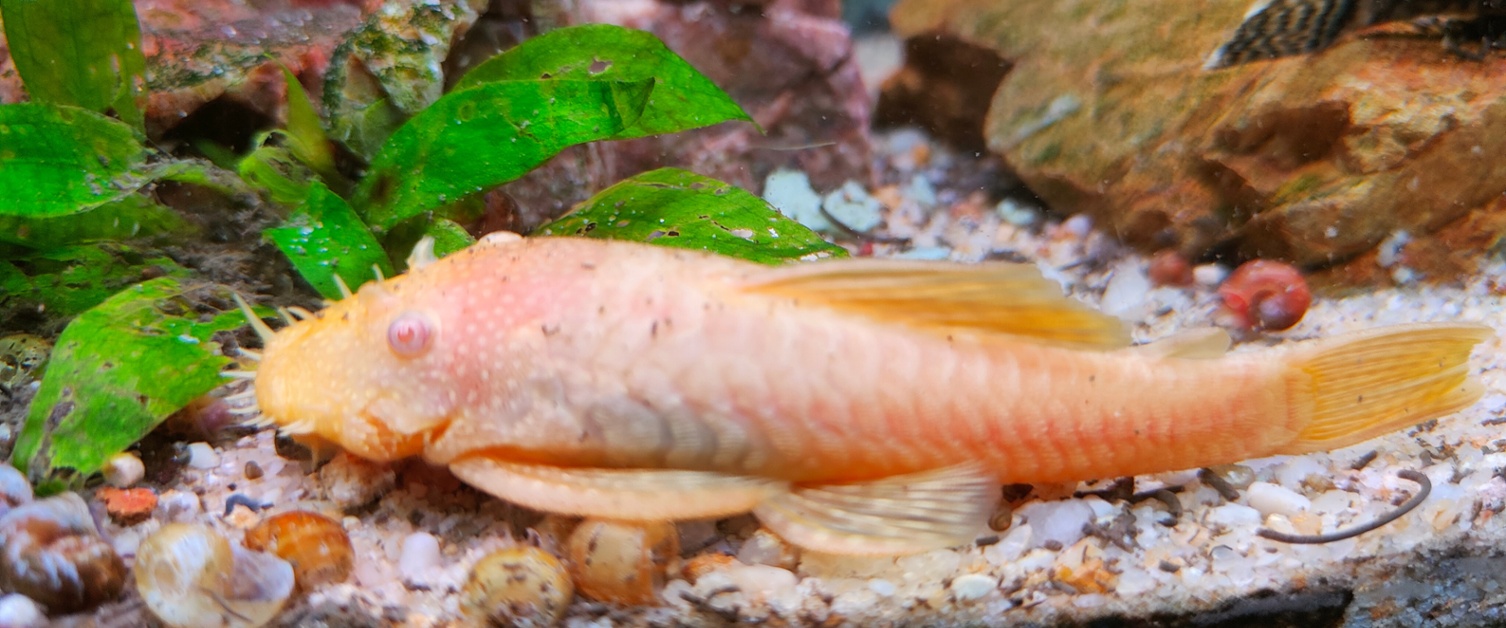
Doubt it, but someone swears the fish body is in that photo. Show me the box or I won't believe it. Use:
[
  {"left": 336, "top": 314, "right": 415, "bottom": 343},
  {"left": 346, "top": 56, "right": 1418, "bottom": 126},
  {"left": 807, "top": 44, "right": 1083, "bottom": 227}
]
[
  {"left": 1207, "top": 0, "right": 1506, "bottom": 68},
  {"left": 249, "top": 233, "right": 1488, "bottom": 554}
]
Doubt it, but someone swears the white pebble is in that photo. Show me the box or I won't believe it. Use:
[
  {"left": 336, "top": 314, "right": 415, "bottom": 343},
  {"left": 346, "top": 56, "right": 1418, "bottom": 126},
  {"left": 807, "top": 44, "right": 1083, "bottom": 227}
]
[
  {"left": 983, "top": 524, "right": 1032, "bottom": 566},
  {"left": 399, "top": 532, "right": 442, "bottom": 575},
  {"left": 1100, "top": 262, "right": 1153, "bottom": 320},
  {"left": 949, "top": 573, "right": 997, "bottom": 601},
  {"left": 0, "top": 593, "right": 46, "bottom": 628},
  {"left": 1018, "top": 500, "right": 1094, "bottom": 549},
  {"left": 1193, "top": 263, "right": 1229, "bottom": 287},
  {"left": 103, "top": 452, "right": 145, "bottom": 487},
  {"left": 1245, "top": 482, "right": 1312, "bottom": 517},
  {"left": 737, "top": 529, "right": 796, "bottom": 569},
  {"left": 722, "top": 564, "right": 798, "bottom": 599},
  {"left": 185, "top": 442, "right": 219, "bottom": 469},
  {"left": 867, "top": 579, "right": 896, "bottom": 597},
  {"left": 155, "top": 489, "right": 202, "bottom": 522},
  {"left": 894, "top": 246, "right": 952, "bottom": 260},
  {"left": 1274, "top": 456, "right": 1328, "bottom": 488},
  {"left": 1206, "top": 503, "right": 1262, "bottom": 529},
  {"left": 763, "top": 169, "right": 827, "bottom": 231},
  {"left": 822, "top": 181, "right": 883, "bottom": 232}
]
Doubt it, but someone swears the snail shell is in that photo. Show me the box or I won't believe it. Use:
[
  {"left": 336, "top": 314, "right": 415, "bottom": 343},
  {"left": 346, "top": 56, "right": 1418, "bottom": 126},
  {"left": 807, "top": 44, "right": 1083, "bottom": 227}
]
[
  {"left": 566, "top": 519, "right": 679, "bottom": 605},
  {"left": 134, "top": 523, "right": 294, "bottom": 628},
  {"left": 243, "top": 511, "right": 353, "bottom": 591},
  {"left": 0, "top": 492, "right": 125, "bottom": 613},
  {"left": 460, "top": 546, "right": 573, "bottom": 627}
]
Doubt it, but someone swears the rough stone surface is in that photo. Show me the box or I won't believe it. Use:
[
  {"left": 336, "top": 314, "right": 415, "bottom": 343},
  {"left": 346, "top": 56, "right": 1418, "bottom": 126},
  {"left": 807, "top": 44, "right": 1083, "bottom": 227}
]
[{"left": 885, "top": 0, "right": 1506, "bottom": 278}]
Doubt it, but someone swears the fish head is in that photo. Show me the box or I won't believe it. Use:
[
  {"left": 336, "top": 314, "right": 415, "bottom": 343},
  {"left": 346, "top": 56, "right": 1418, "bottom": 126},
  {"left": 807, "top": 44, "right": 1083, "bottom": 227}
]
[{"left": 254, "top": 271, "right": 465, "bottom": 462}]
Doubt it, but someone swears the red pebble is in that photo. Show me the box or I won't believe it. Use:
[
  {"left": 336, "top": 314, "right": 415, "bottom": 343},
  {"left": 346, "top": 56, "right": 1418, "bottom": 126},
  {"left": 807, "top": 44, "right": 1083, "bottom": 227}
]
[
  {"left": 95, "top": 487, "right": 158, "bottom": 525},
  {"left": 1217, "top": 260, "right": 1312, "bottom": 332},
  {"left": 1147, "top": 249, "right": 1194, "bottom": 287}
]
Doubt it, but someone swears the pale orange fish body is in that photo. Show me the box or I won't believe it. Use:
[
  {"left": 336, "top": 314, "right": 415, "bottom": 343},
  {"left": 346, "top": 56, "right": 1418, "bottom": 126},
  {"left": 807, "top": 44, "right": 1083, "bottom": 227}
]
[{"left": 249, "top": 232, "right": 1489, "bottom": 554}]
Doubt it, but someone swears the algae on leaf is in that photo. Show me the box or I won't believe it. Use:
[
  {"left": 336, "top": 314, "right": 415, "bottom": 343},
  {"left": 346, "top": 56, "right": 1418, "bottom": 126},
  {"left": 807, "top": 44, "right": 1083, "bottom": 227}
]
[
  {"left": 10, "top": 279, "right": 242, "bottom": 493},
  {"left": 537, "top": 168, "right": 848, "bottom": 264},
  {"left": 455, "top": 23, "right": 756, "bottom": 139},
  {"left": 0, "top": 104, "right": 153, "bottom": 218},
  {"left": 352, "top": 79, "right": 655, "bottom": 231}
]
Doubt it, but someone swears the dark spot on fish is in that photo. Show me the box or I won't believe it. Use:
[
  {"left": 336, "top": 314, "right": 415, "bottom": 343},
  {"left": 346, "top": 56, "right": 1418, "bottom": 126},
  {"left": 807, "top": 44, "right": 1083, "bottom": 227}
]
[
  {"left": 541, "top": 324, "right": 560, "bottom": 336},
  {"left": 650, "top": 321, "right": 659, "bottom": 338},
  {"left": 1088, "top": 374, "right": 1096, "bottom": 383},
  {"left": 581, "top": 262, "right": 596, "bottom": 270}
]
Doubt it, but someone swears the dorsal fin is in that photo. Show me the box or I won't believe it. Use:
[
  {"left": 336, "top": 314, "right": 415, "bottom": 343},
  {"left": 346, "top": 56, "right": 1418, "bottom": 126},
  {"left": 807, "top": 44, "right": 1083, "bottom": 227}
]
[
  {"left": 742, "top": 259, "right": 1131, "bottom": 350},
  {"left": 1132, "top": 327, "right": 1232, "bottom": 359}
]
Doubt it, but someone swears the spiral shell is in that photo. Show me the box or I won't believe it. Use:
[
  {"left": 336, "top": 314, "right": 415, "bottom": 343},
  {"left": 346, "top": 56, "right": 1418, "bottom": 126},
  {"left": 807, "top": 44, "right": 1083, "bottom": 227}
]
[
  {"left": 460, "top": 546, "right": 573, "bottom": 627},
  {"left": 134, "top": 523, "right": 294, "bottom": 628},
  {"left": 1217, "top": 259, "right": 1312, "bottom": 332},
  {"left": 243, "top": 511, "right": 353, "bottom": 591},
  {"left": 0, "top": 492, "right": 125, "bottom": 613},
  {"left": 566, "top": 519, "right": 679, "bottom": 605}
]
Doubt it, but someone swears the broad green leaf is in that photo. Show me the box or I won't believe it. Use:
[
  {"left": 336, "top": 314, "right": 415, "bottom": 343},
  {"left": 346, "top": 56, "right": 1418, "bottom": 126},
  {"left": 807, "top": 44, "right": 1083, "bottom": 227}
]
[
  {"left": 0, "top": 103, "right": 152, "bottom": 217},
  {"left": 10, "top": 278, "right": 239, "bottom": 491},
  {"left": 0, "top": 244, "right": 192, "bottom": 322},
  {"left": 536, "top": 168, "right": 846, "bottom": 264},
  {"left": 0, "top": 0, "right": 146, "bottom": 130},
  {"left": 0, "top": 194, "right": 189, "bottom": 249},
  {"left": 238, "top": 137, "right": 318, "bottom": 206},
  {"left": 456, "top": 24, "right": 753, "bottom": 138},
  {"left": 353, "top": 79, "right": 653, "bottom": 231},
  {"left": 267, "top": 182, "right": 393, "bottom": 298},
  {"left": 149, "top": 158, "right": 257, "bottom": 198}
]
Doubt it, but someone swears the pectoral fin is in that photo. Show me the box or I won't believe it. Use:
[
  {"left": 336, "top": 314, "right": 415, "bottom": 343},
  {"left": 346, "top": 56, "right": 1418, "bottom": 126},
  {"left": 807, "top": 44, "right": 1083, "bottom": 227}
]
[
  {"left": 1132, "top": 327, "right": 1231, "bottom": 359},
  {"left": 752, "top": 464, "right": 998, "bottom": 555},
  {"left": 743, "top": 259, "right": 1130, "bottom": 350},
  {"left": 449, "top": 456, "right": 787, "bottom": 520}
]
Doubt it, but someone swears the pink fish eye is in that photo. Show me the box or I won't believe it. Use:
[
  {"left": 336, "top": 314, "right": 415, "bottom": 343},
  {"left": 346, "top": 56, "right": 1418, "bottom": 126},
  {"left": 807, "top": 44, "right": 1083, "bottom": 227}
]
[{"left": 387, "top": 313, "right": 433, "bottom": 358}]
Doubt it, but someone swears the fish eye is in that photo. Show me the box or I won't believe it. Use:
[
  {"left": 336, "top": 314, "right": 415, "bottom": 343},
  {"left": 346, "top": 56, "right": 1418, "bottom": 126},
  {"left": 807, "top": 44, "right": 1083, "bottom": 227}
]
[{"left": 387, "top": 312, "right": 433, "bottom": 358}]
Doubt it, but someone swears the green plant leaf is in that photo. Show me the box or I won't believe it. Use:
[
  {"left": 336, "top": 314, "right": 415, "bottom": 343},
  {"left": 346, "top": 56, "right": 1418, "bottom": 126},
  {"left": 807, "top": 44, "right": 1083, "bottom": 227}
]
[
  {"left": 267, "top": 182, "right": 393, "bottom": 298},
  {"left": 0, "top": 244, "right": 192, "bottom": 323},
  {"left": 0, "top": 0, "right": 146, "bottom": 130},
  {"left": 423, "top": 218, "right": 475, "bottom": 259},
  {"left": 353, "top": 79, "right": 654, "bottom": 231},
  {"left": 454, "top": 24, "right": 754, "bottom": 138},
  {"left": 277, "top": 64, "right": 347, "bottom": 192},
  {"left": 0, "top": 194, "right": 189, "bottom": 249},
  {"left": 0, "top": 103, "right": 153, "bottom": 218},
  {"left": 10, "top": 278, "right": 237, "bottom": 491},
  {"left": 238, "top": 135, "right": 318, "bottom": 207},
  {"left": 535, "top": 168, "right": 846, "bottom": 264}
]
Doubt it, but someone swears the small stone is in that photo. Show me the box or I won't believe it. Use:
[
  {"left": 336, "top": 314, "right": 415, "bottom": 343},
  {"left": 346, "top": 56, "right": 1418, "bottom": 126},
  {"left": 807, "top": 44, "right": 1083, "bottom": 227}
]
[
  {"left": 155, "top": 490, "right": 202, "bottom": 523},
  {"left": 866, "top": 579, "right": 896, "bottom": 597},
  {"left": 995, "top": 197, "right": 1037, "bottom": 226},
  {"left": 821, "top": 180, "right": 883, "bottom": 232},
  {"left": 949, "top": 573, "right": 997, "bottom": 601},
  {"left": 1101, "top": 262, "right": 1153, "bottom": 320},
  {"left": 1205, "top": 503, "right": 1262, "bottom": 529},
  {"left": 399, "top": 532, "right": 442, "bottom": 579},
  {"left": 318, "top": 453, "right": 396, "bottom": 508},
  {"left": 243, "top": 461, "right": 264, "bottom": 480},
  {"left": 721, "top": 564, "right": 798, "bottom": 600},
  {"left": 763, "top": 169, "right": 828, "bottom": 231},
  {"left": 736, "top": 529, "right": 798, "bottom": 570},
  {"left": 102, "top": 453, "right": 145, "bottom": 488},
  {"left": 1193, "top": 264, "right": 1229, "bottom": 287},
  {"left": 894, "top": 246, "right": 952, "bottom": 260},
  {"left": 95, "top": 487, "right": 158, "bottom": 525},
  {"left": 682, "top": 553, "right": 739, "bottom": 584},
  {"left": 1018, "top": 500, "right": 1094, "bottom": 549},
  {"left": 1245, "top": 482, "right": 1312, "bottom": 518},
  {"left": 185, "top": 442, "right": 218, "bottom": 470},
  {"left": 0, "top": 593, "right": 46, "bottom": 628}
]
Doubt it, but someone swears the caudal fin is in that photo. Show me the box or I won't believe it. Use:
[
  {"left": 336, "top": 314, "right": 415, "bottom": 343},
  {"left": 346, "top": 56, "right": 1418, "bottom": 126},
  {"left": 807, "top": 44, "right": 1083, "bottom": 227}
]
[{"left": 1282, "top": 323, "right": 1491, "bottom": 454}]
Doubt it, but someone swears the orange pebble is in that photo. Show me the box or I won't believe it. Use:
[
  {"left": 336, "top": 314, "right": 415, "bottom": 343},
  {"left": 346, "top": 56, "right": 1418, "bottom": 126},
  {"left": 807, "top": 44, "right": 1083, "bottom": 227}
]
[{"left": 96, "top": 487, "right": 158, "bottom": 525}]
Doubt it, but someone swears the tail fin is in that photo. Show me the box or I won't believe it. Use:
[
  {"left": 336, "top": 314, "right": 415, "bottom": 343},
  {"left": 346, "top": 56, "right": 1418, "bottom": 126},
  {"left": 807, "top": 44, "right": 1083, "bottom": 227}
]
[
  {"left": 1206, "top": 0, "right": 1359, "bottom": 69},
  {"left": 1282, "top": 323, "right": 1491, "bottom": 454}
]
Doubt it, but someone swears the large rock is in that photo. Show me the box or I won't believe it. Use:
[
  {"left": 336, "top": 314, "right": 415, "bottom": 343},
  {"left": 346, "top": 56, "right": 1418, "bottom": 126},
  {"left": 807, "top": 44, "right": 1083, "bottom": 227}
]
[{"left": 885, "top": 0, "right": 1506, "bottom": 275}]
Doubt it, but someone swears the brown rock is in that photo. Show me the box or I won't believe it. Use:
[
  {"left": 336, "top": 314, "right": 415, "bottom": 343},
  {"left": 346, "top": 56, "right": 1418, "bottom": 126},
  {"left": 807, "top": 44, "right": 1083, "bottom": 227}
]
[{"left": 887, "top": 0, "right": 1506, "bottom": 278}]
